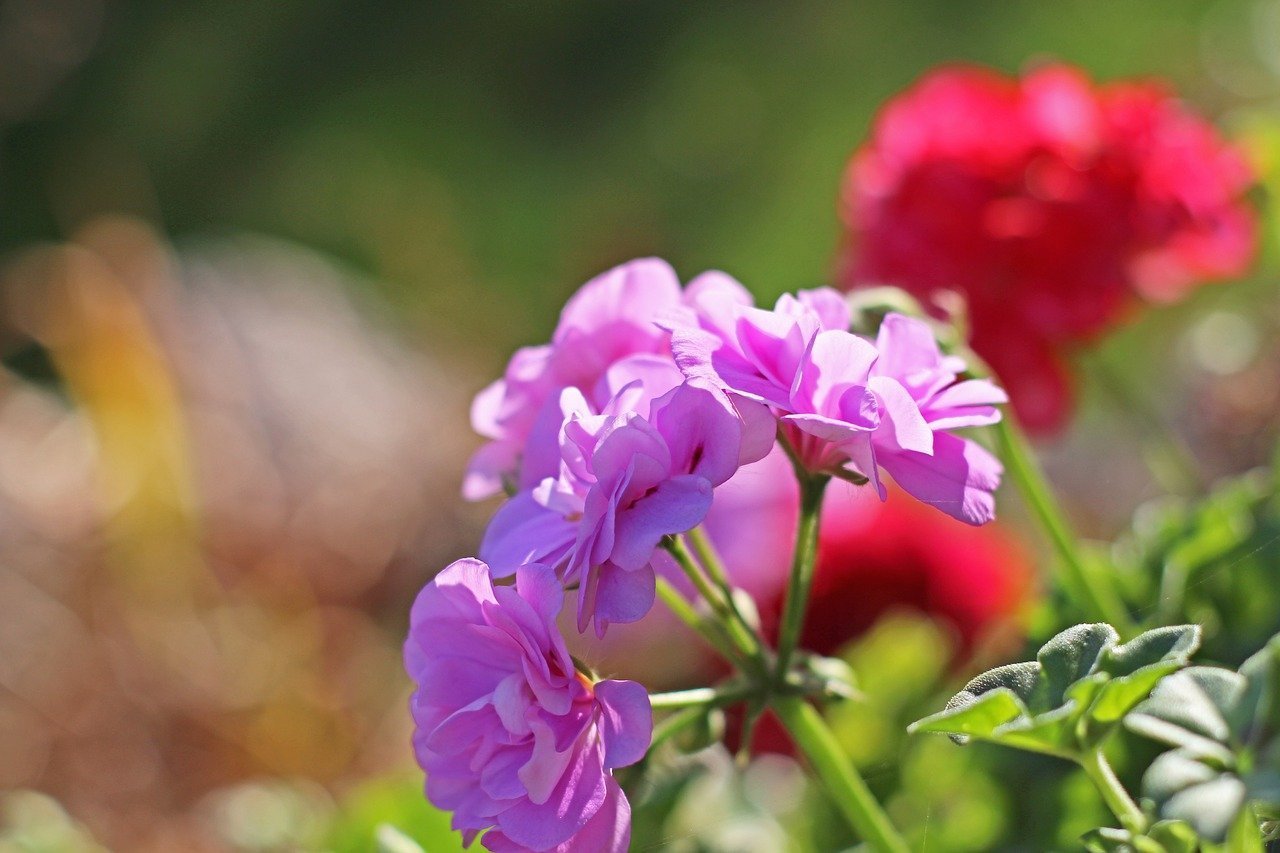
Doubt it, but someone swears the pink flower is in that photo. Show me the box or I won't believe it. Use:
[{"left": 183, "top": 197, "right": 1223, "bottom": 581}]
[
  {"left": 465, "top": 258, "right": 720, "bottom": 500},
  {"left": 405, "top": 559, "right": 651, "bottom": 852},
  {"left": 482, "top": 381, "right": 760, "bottom": 634},
  {"left": 838, "top": 63, "right": 1257, "bottom": 432},
  {"left": 675, "top": 299, "right": 1004, "bottom": 525}
]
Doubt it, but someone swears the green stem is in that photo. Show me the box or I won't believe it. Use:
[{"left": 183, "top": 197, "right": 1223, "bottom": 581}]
[
  {"left": 685, "top": 527, "right": 762, "bottom": 644},
  {"left": 648, "top": 705, "right": 706, "bottom": 750},
  {"left": 649, "top": 682, "right": 753, "bottom": 710},
  {"left": 994, "top": 417, "right": 1137, "bottom": 636},
  {"left": 663, "top": 537, "right": 766, "bottom": 675},
  {"left": 655, "top": 576, "right": 749, "bottom": 670},
  {"left": 773, "top": 695, "right": 910, "bottom": 853},
  {"left": 1086, "top": 352, "right": 1204, "bottom": 496},
  {"left": 774, "top": 473, "right": 829, "bottom": 683},
  {"left": 1080, "top": 748, "right": 1146, "bottom": 834},
  {"left": 685, "top": 526, "right": 752, "bottom": 626}
]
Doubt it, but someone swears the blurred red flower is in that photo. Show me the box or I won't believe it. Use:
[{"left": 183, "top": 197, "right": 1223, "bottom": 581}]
[
  {"left": 838, "top": 63, "right": 1258, "bottom": 432},
  {"left": 771, "top": 489, "right": 1033, "bottom": 663}
]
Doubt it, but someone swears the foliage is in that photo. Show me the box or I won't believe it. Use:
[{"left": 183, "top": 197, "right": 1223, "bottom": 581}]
[
  {"left": 909, "top": 624, "right": 1201, "bottom": 759},
  {"left": 1126, "top": 635, "right": 1280, "bottom": 843}
]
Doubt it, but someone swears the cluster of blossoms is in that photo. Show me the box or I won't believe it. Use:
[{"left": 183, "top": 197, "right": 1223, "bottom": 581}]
[
  {"left": 405, "top": 257, "right": 1006, "bottom": 850},
  {"left": 839, "top": 63, "right": 1257, "bottom": 431}
]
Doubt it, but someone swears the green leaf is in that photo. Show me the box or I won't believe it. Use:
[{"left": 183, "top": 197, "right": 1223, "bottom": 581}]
[
  {"left": 1090, "top": 659, "right": 1191, "bottom": 727},
  {"left": 990, "top": 701, "right": 1080, "bottom": 756},
  {"left": 1127, "top": 668, "right": 1247, "bottom": 754},
  {"left": 1101, "top": 626, "right": 1202, "bottom": 678},
  {"left": 1035, "top": 623, "right": 1119, "bottom": 709},
  {"left": 1161, "top": 775, "right": 1248, "bottom": 843},
  {"left": 1146, "top": 819, "right": 1200, "bottom": 853},
  {"left": 910, "top": 623, "right": 1198, "bottom": 758},
  {"left": 907, "top": 687, "right": 1028, "bottom": 743},
  {"left": 1144, "top": 749, "right": 1219, "bottom": 805},
  {"left": 1233, "top": 634, "right": 1280, "bottom": 743},
  {"left": 1224, "top": 804, "right": 1266, "bottom": 853}
]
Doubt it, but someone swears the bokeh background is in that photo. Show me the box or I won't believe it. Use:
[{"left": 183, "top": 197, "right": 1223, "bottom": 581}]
[{"left": 1, "top": 2, "right": 1278, "bottom": 850}]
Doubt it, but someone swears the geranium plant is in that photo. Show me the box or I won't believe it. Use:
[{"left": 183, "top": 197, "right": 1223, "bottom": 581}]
[{"left": 398, "top": 61, "right": 1275, "bottom": 853}]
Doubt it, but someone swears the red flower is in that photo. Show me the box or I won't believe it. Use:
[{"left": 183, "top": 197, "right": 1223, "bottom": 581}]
[
  {"left": 758, "top": 486, "right": 1033, "bottom": 665},
  {"left": 838, "top": 64, "right": 1257, "bottom": 432}
]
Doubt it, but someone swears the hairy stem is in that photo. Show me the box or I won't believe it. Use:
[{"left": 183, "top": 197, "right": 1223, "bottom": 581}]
[
  {"left": 655, "top": 576, "right": 751, "bottom": 670},
  {"left": 1080, "top": 748, "right": 1147, "bottom": 834},
  {"left": 648, "top": 682, "right": 753, "bottom": 710},
  {"left": 773, "top": 696, "right": 910, "bottom": 853},
  {"left": 663, "top": 537, "right": 767, "bottom": 677}
]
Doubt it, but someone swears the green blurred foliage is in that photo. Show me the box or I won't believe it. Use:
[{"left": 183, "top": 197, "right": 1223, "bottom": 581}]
[
  {"left": 2, "top": 0, "right": 1269, "bottom": 368},
  {"left": 324, "top": 775, "right": 462, "bottom": 853}
]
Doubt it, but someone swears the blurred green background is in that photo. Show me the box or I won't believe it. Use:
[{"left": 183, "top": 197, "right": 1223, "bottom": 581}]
[
  {"left": 1, "top": 1, "right": 1278, "bottom": 850},
  {"left": 6, "top": 1, "right": 1274, "bottom": 361}
]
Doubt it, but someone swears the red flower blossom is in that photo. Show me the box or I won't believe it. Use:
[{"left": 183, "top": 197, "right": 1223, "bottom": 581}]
[
  {"left": 838, "top": 63, "right": 1258, "bottom": 432},
  {"left": 783, "top": 490, "right": 1032, "bottom": 661}
]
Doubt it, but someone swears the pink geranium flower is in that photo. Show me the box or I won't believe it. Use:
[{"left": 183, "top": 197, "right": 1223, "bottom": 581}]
[
  {"left": 405, "top": 559, "right": 651, "bottom": 852},
  {"left": 674, "top": 296, "right": 1005, "bottom": 525},
  {"left": 466, "top": 258, "right": 739, "bottom": 500},
  {"left": 482, "top": 381, "right": 756, "bottom": 634}
]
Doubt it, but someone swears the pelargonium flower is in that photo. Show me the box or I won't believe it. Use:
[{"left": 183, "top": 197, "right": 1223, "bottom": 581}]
[
  {"left": 481, "top": 380, "right": 759, "bottom": 634},
  {"left": 671, "top": 284, "right": 852, "bottom": 409},
  {"left": 405, "top": 558, "right": 651, "bottom": 852},
  {"left": 674, "top": 295, "right": 1005, "bottom": 524},
  {"left": 838, "top": 63, "right": 1257, "bottom": 432},
  {"left": 466, "top": 258, "right": 745, "bottom": 500}
]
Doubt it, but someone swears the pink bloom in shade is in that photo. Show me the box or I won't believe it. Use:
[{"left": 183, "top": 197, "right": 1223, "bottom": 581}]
[
  {"left": 405, "top": 559, "right": 651, "bottom": 852},
  {"left": 838, "top": 63, "right": 1257, "bottom": 433},
  {"left": 481, "top": 381, "right": 760, "bottom": 634},
  {"left": 467, "top": 258, "right": 752, "bottom": 501}
]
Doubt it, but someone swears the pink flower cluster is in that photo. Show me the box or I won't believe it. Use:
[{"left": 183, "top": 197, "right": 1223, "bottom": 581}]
[
  {"left": 406, "top": 257, "right": 1006, "bottom": 850},
  {"left": 838, "top": 64, "right": 1257, "bottom": 432}
]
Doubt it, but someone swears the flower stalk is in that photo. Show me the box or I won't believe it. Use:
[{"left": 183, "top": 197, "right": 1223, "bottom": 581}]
[
  {"left": 994, "top": 416, "right": 1137, "bottom": 636},
  {"left": 1080, "top": 748, "right": 1147, "bottom": 835},
  {"left": 774, "top": 695, "right": 911, "bottom": 853},
  {"left": 774, "top": 470, "right": 829, "bottom": 684}
]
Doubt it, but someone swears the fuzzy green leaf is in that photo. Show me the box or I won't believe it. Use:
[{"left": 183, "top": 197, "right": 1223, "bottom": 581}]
[
  {"left": 910, "top": 623, "right": 1198, "bottom": 757},
  {"left": 907, "top": 687, "right": 1028, "bottom": 742}
]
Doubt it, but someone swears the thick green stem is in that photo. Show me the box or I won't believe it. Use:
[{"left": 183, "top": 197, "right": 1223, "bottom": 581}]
[
  {"left": 774, "top": 473, "right": 828, "bottom": 683},
  {"left": 1081, "top": 748, "right": 1146, "bottom": 834},
  {"left": 773, "top": 696, "right": 910, "bottom": 853},
  {"left": 994, "top": 417, "right": 1137, "bottom": 636}
]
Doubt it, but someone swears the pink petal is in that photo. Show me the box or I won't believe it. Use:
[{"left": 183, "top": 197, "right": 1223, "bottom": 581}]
[
  {"left": 610, "top": 475, "right": 713, "bottom": 571},
  {"left": 878, "top": 432, "right": 1002, "bottom": 525},
  {"left": 594, "top": 679, "right": 653, "bottom": 769}
]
